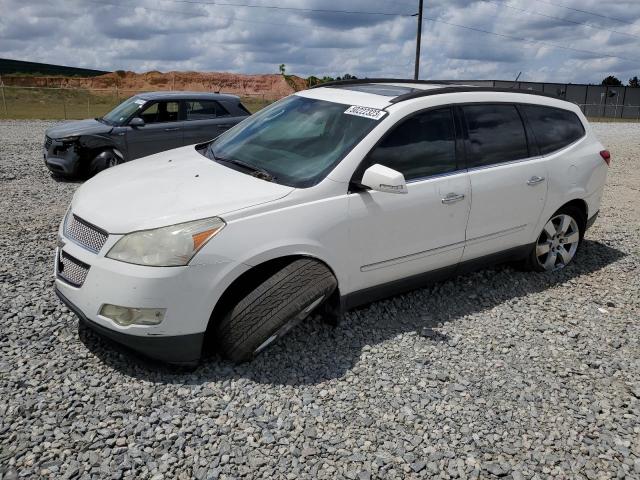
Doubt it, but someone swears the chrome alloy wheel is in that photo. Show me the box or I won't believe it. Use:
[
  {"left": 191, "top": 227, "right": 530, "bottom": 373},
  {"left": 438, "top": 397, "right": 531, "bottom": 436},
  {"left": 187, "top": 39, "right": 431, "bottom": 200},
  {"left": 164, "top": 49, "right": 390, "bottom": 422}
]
[
  {"left": 536, "top": 214, "right": 580, "bottom": 271},
  {"left": 107, "top": 155, "right": 120, "bottom": 168}
]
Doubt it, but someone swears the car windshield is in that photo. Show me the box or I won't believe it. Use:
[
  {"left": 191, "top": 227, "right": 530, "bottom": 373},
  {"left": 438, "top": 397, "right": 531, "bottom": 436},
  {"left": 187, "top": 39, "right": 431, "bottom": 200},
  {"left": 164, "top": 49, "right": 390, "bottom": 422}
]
[
  {"left": 102, "top": 96, "right": 146, "bottom": 125},
  {"left": 204, "top": 95, "right": 382, "bottom": 187}
]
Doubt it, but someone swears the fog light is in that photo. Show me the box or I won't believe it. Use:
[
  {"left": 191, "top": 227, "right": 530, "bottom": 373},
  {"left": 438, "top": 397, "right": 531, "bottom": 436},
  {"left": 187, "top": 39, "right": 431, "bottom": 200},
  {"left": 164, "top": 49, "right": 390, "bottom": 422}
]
[{"left": 99, "top": 304, "right": 166, "bottom": 326}]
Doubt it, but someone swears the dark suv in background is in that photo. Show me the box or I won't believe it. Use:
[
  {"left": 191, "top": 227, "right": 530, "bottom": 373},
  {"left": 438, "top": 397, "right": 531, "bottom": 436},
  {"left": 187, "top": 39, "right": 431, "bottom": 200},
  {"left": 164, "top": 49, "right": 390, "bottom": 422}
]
[{"left": 44, "top": 91, "right": 251, "bottom": 178}]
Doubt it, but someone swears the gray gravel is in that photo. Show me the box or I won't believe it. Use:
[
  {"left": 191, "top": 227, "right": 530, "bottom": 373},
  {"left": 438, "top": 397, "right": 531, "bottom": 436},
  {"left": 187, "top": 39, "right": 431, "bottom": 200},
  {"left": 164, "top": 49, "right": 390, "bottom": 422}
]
[{"left": 1, "top": 120, "right": 639, "bottom": 479}]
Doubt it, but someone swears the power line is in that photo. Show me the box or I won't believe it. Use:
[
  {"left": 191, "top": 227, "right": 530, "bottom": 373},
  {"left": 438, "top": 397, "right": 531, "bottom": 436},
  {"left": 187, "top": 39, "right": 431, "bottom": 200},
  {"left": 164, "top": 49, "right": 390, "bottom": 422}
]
[
  {"left": 81, "top": 0, "right": 417, "bottom": 69},
  {"left": 89, "top": 0, "right": 414, "bottom": 34},
  {"left": 421, "top": 15, "right": 640, "bottom": 64},
  {"left": 159, "top": 0, "right": 414, "bottom": 16},
  {"left": 86, "top": 0, "right": 205, "bottom": 16},
  {"left": 85, "top": 0, "right": 640, "bottom": 67},
  {"left": 534, "top": 0, "right": 637, "bottom": 27},
  {"left": 486, "top": 0, "right": 640, "bottom": 40}
]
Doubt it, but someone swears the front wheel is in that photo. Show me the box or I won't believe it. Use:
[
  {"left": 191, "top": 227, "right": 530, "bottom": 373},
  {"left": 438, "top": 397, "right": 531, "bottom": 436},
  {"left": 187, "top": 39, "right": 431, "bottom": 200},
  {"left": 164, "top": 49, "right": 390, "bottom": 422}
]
[
  {"left": 89, "top": 149, "right": 121, "bottom": 175},
  {"left": 215, "top": 258, "right": 337, "bottom": 362},
  {"left": 524, "top": 206, "right": 584, "bottom": 272}
]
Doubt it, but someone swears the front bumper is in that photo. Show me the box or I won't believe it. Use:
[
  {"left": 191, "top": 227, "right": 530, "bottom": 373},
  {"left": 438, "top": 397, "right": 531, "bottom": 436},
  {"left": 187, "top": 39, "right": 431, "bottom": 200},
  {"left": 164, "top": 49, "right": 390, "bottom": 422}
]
[
  {"left": 56, "top": 287, "right": 204, "bottom": 365},
  {"left": 44, "top": 137, "right": 81, "bottom": 177},
  {"left": 54, "top": 226, "right": 244, "bottom": 364}
]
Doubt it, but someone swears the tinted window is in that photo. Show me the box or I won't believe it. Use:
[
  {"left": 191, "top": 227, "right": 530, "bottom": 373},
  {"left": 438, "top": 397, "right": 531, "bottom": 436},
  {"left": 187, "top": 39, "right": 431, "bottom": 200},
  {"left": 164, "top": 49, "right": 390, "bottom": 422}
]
[
  {"left": 185, "top": 100, "right": 230, "bottom": 120},
  {"left": 238, "top": 102, "right": 251, "bottom": 115},
  {"left": 205, "top": 96, "right": 379, "bottom": 188},
  {"left": 463, "top": 104, "right": 528, "bottom": 167},
  {"left": 368, "top": 108, "right": 457, "bottom": 180},
  {"left": 103, "top": 96, "right": 145, "bottom": 125},
  {"left": 522, "top": 105, "right": 585, "bottom": 154},
  {"left": 139, "top": 101, "right": 180, "bottom": 124}
]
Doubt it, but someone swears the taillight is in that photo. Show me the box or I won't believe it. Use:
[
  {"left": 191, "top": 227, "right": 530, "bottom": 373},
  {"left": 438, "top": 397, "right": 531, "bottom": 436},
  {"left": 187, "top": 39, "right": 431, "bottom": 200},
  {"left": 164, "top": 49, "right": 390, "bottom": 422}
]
[{"left": 600, "top": 150, "right": 611, "bottom": 166}]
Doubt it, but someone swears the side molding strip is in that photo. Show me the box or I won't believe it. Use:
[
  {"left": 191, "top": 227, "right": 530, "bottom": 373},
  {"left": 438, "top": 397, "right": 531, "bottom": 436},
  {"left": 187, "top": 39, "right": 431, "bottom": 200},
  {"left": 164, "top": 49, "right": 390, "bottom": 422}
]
[{"left": 360, "top": 224, "right": 527, "bottom": 272}]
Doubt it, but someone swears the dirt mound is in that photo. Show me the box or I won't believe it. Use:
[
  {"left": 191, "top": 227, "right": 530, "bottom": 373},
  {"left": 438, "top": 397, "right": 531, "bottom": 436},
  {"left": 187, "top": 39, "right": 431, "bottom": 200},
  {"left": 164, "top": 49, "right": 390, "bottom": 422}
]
[{"left": 2, "top": 71, "right": 308, "bottom": 99}]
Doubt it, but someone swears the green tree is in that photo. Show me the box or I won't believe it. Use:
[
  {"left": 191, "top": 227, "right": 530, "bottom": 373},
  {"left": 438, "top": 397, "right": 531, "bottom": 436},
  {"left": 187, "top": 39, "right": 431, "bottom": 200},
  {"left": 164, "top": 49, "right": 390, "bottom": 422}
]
[
  {"left": 279, "top": 64, "right": 286, "bottom": 75},
  {"left": 629, "top": 76, "right": 639, "bottom": 87},
  {"left": 601, "top": 75, "right": 622, "bottom": 86},
  {"left": 306, "top": 76, "right": 325, "bottom": 87}
]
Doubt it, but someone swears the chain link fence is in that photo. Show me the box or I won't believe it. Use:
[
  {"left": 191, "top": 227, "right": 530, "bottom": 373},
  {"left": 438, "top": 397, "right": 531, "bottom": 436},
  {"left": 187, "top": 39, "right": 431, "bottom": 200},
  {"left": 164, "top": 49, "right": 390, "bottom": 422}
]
[
  {"left": 0, "top": 82, "right": 639, "bottom": 121},
  {"left": 458, "top": 80, "right": 640, "bottom": 121},
  {"left": 0, "top": 85, "right": 275, "bottom": 120}
]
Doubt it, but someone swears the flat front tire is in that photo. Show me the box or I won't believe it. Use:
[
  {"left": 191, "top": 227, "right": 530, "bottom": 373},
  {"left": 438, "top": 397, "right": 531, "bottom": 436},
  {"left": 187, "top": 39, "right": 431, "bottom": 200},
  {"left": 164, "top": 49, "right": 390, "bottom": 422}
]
[{"left": 215, "top": 259, "right": 337, "bottom": 362}]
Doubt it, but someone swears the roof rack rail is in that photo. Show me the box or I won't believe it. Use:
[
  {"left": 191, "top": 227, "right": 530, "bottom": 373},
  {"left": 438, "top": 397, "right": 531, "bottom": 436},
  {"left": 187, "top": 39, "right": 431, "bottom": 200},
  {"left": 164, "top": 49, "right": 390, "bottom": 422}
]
[
  {"left": 309, "top": 78, "right": 457, "bottom": 89},
  {"left": 308, "top": 78, "right": 567, "bottom": 103},
  {"left": 388, "top": 86, "right": 563, "bottom": 103}
]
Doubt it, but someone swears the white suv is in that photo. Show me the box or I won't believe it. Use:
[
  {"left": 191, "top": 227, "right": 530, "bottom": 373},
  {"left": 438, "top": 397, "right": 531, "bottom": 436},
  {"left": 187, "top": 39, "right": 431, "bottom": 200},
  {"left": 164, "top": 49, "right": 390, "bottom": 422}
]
[{"left": 54, "top": 80, "right": 609, "bottom": 365}]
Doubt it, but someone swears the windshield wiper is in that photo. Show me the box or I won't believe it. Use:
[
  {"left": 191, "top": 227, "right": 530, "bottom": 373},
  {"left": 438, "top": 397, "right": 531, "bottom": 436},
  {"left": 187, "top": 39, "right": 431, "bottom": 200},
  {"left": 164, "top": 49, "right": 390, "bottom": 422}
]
[{"left": 211, "top": 152, "right": 276, "bottom": 182}]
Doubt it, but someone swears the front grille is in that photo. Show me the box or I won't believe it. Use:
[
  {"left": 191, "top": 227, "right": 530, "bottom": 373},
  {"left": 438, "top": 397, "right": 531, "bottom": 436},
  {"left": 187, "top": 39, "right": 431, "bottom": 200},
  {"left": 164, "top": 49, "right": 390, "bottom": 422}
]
[
  {"left": 44, "top": 136, "right": 53, "bottom": 149},
  {"left": 57, "top": 251, "right": 90, "bottom": 287},
  {"left": 64, "top": 214, "right": 108, "bottom": 253}
]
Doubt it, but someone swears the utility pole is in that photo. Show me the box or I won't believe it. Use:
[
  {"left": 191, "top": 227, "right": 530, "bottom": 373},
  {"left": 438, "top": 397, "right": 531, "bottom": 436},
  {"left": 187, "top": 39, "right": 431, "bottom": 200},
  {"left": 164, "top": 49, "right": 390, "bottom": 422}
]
[{"left": 414, "top": 0, "right": 424, "bottom": 80}]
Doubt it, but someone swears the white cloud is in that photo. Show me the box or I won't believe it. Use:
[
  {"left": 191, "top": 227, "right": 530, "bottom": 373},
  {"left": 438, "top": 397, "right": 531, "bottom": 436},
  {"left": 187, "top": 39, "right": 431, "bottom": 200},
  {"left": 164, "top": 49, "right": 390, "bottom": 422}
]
[{"left": 0, "top": 0, "right": 638, "bottom": 83}]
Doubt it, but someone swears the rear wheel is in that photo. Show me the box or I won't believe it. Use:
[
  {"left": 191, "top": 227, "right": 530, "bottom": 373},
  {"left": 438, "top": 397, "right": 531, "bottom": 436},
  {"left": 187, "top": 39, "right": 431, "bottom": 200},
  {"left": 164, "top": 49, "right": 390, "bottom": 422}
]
[
  {"left": 523, "top": 206, "right": 584, "bottom": 271},
  {"left": 215, "top": 258, "right": 337, "bottom": 362}
]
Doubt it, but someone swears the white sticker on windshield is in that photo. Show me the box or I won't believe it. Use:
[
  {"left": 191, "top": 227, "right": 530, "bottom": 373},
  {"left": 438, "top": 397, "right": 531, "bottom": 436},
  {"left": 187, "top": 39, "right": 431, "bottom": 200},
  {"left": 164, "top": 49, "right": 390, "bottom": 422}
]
[
  {"left": 344, "top": 105, "right": 387, "bottom": 120},
  {"left": 134, "top": 99, "right": 146, "bottom": 105}
]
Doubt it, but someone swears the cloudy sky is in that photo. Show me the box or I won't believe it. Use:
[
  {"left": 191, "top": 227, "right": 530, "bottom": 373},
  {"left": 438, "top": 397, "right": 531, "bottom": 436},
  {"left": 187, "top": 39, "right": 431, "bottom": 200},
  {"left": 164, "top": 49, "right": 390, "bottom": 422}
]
[{"left": 0, "top": 0, "right": 639, "bottom": 83}]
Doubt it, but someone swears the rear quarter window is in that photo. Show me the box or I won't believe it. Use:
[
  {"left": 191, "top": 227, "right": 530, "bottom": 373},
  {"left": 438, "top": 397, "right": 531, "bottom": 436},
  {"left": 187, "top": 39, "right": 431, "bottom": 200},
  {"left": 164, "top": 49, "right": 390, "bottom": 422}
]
[
  {"left": 237, "top": 102, "right": 251, "bottom": 115},
  {"left": 185, "top": 100, "right": 230, "bottom": 120},
  {"left": 521, "top": 105, "right": 585, "bottom": 155}
]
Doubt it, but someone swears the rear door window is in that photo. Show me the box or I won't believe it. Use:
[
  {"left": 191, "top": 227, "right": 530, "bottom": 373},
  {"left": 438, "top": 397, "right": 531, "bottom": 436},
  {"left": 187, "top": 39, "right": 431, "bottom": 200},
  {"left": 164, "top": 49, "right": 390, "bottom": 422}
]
[
  {"left": 521, "top": 105, "right": 585, "bottom": 154},
  {"left": 185, "top": 100, "right": 230, "bottom": 120},
  {"left": 139, "top": 101, "right": 180, "bottom": 124},
  {"left": 462, "top": 104, "right": 529, "bottom": 168},
  {"left": 367, "top": 107, "right": 457, "bottom": 181}
]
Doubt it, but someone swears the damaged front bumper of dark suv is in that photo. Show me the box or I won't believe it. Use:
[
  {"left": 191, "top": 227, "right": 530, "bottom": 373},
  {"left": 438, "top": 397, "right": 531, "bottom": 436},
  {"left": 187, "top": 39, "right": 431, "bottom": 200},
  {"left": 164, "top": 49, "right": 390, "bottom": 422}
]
[{"left": 43, "top": 135, "right": 83, "bottom": 177}]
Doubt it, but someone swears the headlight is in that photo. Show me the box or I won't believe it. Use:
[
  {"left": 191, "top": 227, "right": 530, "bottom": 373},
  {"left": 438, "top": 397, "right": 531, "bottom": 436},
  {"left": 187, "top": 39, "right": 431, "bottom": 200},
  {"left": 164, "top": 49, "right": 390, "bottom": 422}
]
[
  {"left": 106, "top": 217, "right": 225, "bottom": 267},
  {"left": 60, "top": 135, "right": 79, "bottom": 143}
]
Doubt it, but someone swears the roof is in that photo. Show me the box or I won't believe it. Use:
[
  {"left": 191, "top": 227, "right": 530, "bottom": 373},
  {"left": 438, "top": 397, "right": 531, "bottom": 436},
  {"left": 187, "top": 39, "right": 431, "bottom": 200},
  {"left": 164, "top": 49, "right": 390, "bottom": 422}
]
[
  {"left": 135, "top": 91, "right": 240, "bottom": 101},
  {"left": 302, "top": 78, "right": 569, "bottom": 109}
]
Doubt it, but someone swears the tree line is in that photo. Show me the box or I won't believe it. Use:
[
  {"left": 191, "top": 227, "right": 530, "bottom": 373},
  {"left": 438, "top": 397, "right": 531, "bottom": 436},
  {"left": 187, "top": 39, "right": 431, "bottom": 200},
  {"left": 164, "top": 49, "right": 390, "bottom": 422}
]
[
  {"left": 278, "top": 65, "right": 639, "bottom": 89},
  {"left": 601, "top": 75, "right": 639, "bottom": 87}
]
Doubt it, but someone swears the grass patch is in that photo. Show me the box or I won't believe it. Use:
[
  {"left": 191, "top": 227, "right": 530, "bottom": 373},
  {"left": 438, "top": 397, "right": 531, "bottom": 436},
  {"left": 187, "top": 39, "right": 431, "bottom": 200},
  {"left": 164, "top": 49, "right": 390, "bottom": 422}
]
[
  {"left": 0, "top": 87, "right": 122, "bottom": 120},
  {"left": 0, "top": 87, "right": 272, "bottom": 119}
]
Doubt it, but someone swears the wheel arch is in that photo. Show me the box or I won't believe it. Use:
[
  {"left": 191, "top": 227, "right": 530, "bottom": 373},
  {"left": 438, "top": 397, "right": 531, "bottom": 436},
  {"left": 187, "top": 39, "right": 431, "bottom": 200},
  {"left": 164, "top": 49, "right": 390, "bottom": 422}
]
[
  {"left": 554, "top": 198, "right": 588, "bottom": 231},
  {"left": 203, "top": 254, "right": 341, "bottom": 346}
]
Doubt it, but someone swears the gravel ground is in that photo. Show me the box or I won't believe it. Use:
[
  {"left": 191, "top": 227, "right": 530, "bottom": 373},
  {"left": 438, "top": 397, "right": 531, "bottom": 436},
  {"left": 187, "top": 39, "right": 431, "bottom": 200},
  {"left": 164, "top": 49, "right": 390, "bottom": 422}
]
[{"left": 0, "top": 121, "right": 639, "bottom": 480}]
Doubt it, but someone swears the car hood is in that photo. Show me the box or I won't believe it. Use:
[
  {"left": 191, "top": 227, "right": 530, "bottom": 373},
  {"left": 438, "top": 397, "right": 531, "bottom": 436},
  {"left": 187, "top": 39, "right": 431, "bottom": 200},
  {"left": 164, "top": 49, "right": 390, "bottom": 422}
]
[
  {"left": 46, "top": 118, "right": 112, "bottom": 139},
  {"left": 72, "top": 146, "right": 295, "bottom": 233}
]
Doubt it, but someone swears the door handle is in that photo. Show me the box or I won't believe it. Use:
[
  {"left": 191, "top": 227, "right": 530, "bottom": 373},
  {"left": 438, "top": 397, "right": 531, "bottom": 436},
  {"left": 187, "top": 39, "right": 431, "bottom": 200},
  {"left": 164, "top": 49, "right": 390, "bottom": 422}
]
[
  {"left": 441, "top": 192, "right": 465, "bottom": 204},
  {"left": 527, "top": 175, "right": 545, "bottom": 186},
  {"left": 164, "top": 127, "right": 180, "bottom": 131}
]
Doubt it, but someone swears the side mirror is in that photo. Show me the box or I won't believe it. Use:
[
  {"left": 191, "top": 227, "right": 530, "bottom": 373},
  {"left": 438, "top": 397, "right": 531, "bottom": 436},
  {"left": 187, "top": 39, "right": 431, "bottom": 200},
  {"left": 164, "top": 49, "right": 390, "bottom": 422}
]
[
  {"left": 360, "top": 164, "right": 408, "bottom": 194},
  {"left": 129, "top": 117, "right": 145, "bottom": 127}
]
